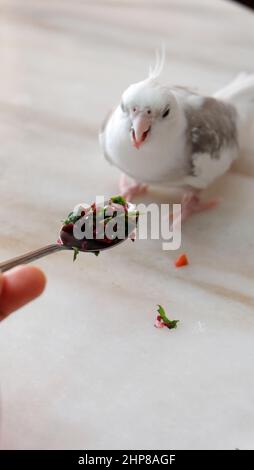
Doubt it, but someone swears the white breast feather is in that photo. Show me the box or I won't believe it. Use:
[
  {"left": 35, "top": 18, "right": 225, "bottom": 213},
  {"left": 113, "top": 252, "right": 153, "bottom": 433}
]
[{"left": 184, "top": 147, "right": 237, "bottom": 189}]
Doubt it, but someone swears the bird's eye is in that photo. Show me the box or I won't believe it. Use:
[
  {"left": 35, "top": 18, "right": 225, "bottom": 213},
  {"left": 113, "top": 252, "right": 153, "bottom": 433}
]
[
  {"left": 120, "top": 101, "right": 126, "bottom": 113},
  {"left": 162, "top": 107, "right": 170, "bottom": 118}
]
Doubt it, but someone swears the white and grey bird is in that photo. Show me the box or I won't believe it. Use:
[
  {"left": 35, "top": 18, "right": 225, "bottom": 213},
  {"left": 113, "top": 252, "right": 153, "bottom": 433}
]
[{"left": 100, "top": 54, "right": 254, "bottom": 220}]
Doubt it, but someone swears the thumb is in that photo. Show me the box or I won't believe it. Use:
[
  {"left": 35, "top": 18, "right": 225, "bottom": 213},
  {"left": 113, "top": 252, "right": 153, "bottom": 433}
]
[{"left": 0, "top": 266, "right": 46, "bottom": 322}]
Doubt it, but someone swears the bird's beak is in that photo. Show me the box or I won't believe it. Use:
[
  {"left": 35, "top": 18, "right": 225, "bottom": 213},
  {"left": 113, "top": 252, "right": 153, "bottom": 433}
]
[{"left": 131, "top": 113, "right": 152, "bottom": 149}]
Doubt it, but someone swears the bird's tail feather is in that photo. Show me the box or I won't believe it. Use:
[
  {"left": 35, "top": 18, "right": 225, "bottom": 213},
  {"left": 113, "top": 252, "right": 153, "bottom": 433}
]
[{"left": 214, "top": 72, "right": 254, "bottom": 152}]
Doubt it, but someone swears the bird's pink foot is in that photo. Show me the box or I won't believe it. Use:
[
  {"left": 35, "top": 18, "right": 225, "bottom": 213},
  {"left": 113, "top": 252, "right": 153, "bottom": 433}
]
[
  {"left": 180, "top": 193, "right": 219, "bottom": 223},
  {"left": 119, "top": 174, "right": 148, "bottom": 202},
  {"left": 171, "top": 192, "right": 220, "bottom": 228}
]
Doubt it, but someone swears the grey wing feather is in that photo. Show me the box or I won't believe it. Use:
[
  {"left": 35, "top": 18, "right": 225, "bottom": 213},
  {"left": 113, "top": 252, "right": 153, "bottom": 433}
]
[
  {"left": 185, "top": 97, "right": 238, "bottom": 168},
  {"left": 182, "top": 96, "right": 239, "bottom": 189}
]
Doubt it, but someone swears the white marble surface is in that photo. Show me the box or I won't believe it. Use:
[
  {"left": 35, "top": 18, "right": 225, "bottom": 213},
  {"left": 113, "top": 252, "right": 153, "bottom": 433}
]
[{"left": 0, "top": 0, "right": 254, "bottom": 450}]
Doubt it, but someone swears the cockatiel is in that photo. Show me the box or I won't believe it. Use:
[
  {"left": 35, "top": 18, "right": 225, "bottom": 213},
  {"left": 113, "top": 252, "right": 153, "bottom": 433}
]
[{"left": 100, "top": 54, "right": 254, "bottom": 221}]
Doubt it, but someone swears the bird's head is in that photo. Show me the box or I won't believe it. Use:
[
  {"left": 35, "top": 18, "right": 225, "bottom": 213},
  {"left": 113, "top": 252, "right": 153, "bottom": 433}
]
[{"left": 120, "top": 78, "right": 179, "bottom": 149}]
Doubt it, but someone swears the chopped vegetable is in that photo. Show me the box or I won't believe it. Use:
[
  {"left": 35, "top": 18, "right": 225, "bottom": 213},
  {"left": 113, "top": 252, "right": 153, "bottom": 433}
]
[
  {"left": 63, "top": 212, "right": 81, "bottom": 226},
  {"left": 59, "top": 196, "right": 139, "bottom": 259},
  {"left": 174, "top": 253, "right": 189, "bottom": 268},
  {"left": 155, "top": 305, "right": 179, "bottom": 330},
  {"left": 154, "top": 315, "right": 164, "bottom": 329},
  {"left": 110, "top": 195, "right": 127, "bottom": 206},
  {"left": 72, "top": 247, "right": 80, "bottom": 262}
]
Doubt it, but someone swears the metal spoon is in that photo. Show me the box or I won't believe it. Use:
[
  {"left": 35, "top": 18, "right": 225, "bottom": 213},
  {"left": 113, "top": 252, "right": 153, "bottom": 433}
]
[{"left": 0, "top": 202, "right": 138, "bottom": 273}]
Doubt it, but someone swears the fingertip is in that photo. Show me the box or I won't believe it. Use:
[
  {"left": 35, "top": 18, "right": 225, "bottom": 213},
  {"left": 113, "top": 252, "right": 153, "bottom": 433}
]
[
  {"left": 0, "top": 265, "right": 47, "bottom": 320},
  {"left": 21, "top": 265, "right": 47, "bottom": 296}
]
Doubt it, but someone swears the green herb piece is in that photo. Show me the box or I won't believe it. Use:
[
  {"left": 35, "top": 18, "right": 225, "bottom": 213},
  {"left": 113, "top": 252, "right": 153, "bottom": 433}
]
[
  {"left": 157, "top": 305, "right": 179, "bottom": 329},
  {"left": 93, "top": 251, "right": 100, "bottom": 256},
  {"left": 110, "top": 195, "right": 127, "bottom": 206},
  {"left": 63, "top": 212, "right": 80, "bottom": 225},
  {"left": 72, "top": 247, "right": 80, "bottom": 262}
]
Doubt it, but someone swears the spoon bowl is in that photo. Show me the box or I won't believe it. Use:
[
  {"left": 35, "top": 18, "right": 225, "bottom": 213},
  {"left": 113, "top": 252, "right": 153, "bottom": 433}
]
[
  {"left": 59, "top": 201, "right": 137, "bottom": 253},
  {"left": 0, "top": 200, "right": 139, "bottom": 272}
]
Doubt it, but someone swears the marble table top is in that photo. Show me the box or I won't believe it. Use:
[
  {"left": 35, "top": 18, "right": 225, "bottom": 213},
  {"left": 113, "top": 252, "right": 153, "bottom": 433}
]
[{"left": 0, "top": 0, "right": 254, "bottom": 450}]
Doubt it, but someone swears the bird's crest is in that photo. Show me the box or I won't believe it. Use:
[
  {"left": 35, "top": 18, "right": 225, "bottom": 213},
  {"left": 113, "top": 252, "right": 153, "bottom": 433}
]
[{"left": 148, "top": 45, "right": 166, "bottom": 81}]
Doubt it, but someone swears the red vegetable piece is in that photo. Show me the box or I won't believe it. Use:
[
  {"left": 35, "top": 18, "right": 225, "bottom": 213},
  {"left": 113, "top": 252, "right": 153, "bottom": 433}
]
[
  {"left": 154, "top": 318, "right": 164, "bottom": 329},
  {"left": 174, "top": 253, "right": 189, "bottom": 268},
  {"left": 61, "top": 223, "right": 74, "bottom": 233}
]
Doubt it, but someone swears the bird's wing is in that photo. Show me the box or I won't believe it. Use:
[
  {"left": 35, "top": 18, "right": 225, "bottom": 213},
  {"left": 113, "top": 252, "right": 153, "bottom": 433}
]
[{"left": 183, "top": 97, "right": 238, "bottom": 189}]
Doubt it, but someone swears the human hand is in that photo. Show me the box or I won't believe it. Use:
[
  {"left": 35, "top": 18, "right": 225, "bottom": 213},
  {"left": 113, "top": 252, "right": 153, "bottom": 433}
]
[{"left": 0, "top": 266, "right": 46, "bottom": 321}]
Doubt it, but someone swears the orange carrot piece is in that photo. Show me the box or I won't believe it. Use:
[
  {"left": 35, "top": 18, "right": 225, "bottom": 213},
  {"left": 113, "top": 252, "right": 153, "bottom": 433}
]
[{"left": 174, "top": 253, "right": 189, "bottom": 268}]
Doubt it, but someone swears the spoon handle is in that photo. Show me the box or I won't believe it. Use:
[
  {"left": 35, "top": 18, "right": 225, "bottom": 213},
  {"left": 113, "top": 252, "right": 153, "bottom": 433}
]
[{"left": 0, "top": 244, "right": 66, "bottom": 272}]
